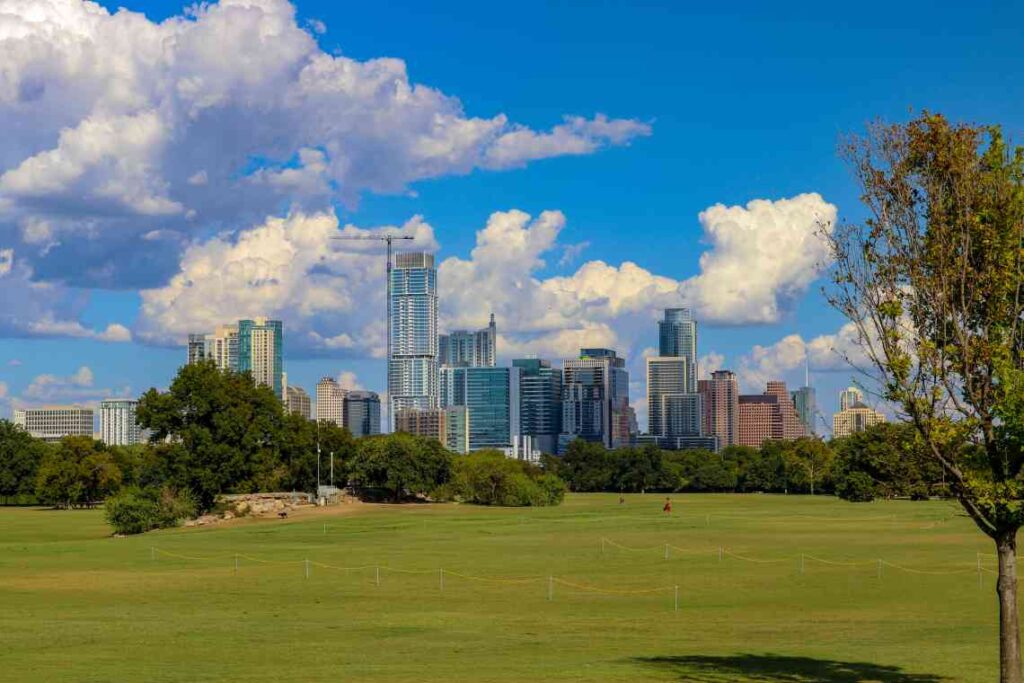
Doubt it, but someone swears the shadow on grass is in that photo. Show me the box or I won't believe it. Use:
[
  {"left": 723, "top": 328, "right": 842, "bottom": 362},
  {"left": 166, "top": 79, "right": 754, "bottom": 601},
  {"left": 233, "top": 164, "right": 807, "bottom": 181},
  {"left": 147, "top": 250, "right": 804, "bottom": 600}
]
[{"left": 634, "top": 654, "right": 947, "bottom": 682}]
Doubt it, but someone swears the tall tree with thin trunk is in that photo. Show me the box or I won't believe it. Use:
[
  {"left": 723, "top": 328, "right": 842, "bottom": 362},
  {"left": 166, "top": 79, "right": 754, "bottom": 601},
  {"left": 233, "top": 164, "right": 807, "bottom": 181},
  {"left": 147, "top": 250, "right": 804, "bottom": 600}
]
[{"left": 825, "top": 113, "right": 1024, "bottom": 682}]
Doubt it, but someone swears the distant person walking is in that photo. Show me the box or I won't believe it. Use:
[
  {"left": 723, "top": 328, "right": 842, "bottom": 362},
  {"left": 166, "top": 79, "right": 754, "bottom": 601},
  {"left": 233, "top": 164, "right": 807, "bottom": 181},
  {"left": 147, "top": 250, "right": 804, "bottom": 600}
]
[
  {"left": 662, "top": 497, "right": 672, "bottom": 514},
  {"left": 619, "top": 494, "right": 625, "bottom": 505}
]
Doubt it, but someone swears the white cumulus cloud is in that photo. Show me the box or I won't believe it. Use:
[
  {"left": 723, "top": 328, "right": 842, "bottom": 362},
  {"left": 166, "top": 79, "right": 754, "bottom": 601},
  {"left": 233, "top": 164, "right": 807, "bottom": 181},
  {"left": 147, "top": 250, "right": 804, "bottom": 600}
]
[{"left": 681, "top": 193, "right": 837, "bottom": 324}]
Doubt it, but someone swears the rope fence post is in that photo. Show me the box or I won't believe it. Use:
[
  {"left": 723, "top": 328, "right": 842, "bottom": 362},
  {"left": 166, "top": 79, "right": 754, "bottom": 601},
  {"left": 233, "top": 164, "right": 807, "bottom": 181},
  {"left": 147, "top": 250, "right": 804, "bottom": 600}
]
[
  {"left": 150, "top": 547, "right": 155, "bottom": 562},
  {"left": 705, "top": 514, "right": 710, "bottom": 527},
  {"left": 718, "top": 546, "right": 723, "bottom": 563},
  {"left": 440, "top": 568, "right": 444, "bottom": 592},
  {"left": 548, "top": 576, "right": 553, "bottom": 602},
  {"left": 800, "top": 554, "right": 805, "bottom": 575},
  {"left": 664, "top": 544, "right": 669, "bottom": 560},
  {"left": 323, "top": 523, "right": 327, "bottom": 535},
  {"left": 674, "top": 585, "right": 679, "bottom": 612},
  {"left": 375, "top": 566, "right": 380, "bottom": 587},
  {"left": 305, "top": 558, "right": 310, "bottom": 579},
  {"left": 877, "top": 559, "right": 882, "bottom": 580}
]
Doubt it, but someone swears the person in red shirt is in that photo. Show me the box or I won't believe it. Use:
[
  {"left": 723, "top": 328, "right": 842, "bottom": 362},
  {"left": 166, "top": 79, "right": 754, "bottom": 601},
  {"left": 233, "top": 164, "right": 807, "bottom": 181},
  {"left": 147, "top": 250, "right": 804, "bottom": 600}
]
[{"left": 663, "top": 497, "right": 672, "bottom": 514}]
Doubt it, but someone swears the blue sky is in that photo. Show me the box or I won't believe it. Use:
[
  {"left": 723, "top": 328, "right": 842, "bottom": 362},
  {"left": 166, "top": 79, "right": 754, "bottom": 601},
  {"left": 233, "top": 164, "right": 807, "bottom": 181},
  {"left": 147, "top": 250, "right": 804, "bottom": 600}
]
[{"left": 2, "top": 0, "right": 1023, "bottom": 430}]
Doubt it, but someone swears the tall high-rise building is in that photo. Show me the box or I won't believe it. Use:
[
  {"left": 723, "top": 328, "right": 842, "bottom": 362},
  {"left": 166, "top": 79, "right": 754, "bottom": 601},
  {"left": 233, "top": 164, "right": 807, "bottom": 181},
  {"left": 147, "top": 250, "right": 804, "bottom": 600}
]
[
  {"left": 440, "top": 366, "right": 520, "bottom": 451},
  {"left": 439, "top": 314, "right": 497, "bottom": 368},
  {"left": 839, "top": 386, "right": 864, "bottom": 412},
  {"left": 238, "top": 317, "right": 283, "bottom": 398},
  {"left": 513, "top": 358, "right": 562, "bottom": 455},
  {"left": 647, "top": 356, "right": 700, "bottom": 438},
  {"left": 395, "top": 406, "right": 469, "bottom": 454},
  {"left": 698, "top": 370, "right": 739, "bottom": 448},
  {"left": 187, "top": 334, "right": 207, "bottom": 365},
  {"left": 13, "top": 407, "right": 94, "bottom": 442},
  {"left": 791, "top": 386, "right": 817, "bottom": 436},
  {"left": 285, "top": 386, "right": 312, "bottom": 420},
  {"left": 344, "top": 391, "right": 381, "bottom": 437},
  {"left": 737, "top": 380, "right": 805, "bottom": 447},
  {"left": 390, "top": 253, "right": 439, "bottom": 417},
  {"left": 561, "top": 348, "right": 635, "bottom": 450},
  {"left": 186, "top": 324, "right": 239, "bottom": 371},
  {"left": 832, "top": 389, "right": 886, "bottom": 438},
  {"left": 659, "top": 308, "right": 697, "bottom": 390},
  {"left": 766, "top": 380, "right": 806, "bottom": 439},
  {"left": 316, "top": 377, "right": 344, "bottom": 426},
  {"left": 100, "top": 399, "right": 141, "bottom": 446}
]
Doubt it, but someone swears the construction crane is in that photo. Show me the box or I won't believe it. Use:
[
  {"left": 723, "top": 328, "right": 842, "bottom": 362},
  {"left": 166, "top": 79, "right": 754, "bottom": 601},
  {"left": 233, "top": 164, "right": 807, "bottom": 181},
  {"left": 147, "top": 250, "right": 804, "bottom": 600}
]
[{"left": 331, "top": 233, "right": 415, "bottom": 432}]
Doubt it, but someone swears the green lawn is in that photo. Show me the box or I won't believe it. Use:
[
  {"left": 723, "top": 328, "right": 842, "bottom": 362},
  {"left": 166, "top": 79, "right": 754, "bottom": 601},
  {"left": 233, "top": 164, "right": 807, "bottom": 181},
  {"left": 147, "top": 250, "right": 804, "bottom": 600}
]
[{"left": 0, "top": 494, "right": 1001, "bottom": 682}]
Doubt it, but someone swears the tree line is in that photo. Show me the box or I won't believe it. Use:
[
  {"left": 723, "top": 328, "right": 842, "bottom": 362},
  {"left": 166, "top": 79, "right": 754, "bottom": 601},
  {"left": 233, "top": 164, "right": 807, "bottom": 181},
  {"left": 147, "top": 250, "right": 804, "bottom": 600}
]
[
  {"left": 0, "top": 362, "right": 566, "bottom": 532},
  {"left": 547, "top": 422, "right": 947, "bottom": 502}
]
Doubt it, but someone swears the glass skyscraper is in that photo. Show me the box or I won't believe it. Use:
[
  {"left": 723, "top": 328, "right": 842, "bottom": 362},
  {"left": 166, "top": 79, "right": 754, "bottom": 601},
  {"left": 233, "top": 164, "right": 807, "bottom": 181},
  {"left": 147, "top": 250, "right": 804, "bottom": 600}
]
[
  {"left": 389, "top": 253, "right": 439, "bottom": 416},
  {"left": 238, "top": 317, "right": 283, "bottom": 398},
  {"left": 439, "top": 314, "right": 497, "bottom": 367},
  {"left": 440, "top": 366, "right": 520, "bottom": 450},
  {"left": 513, "top": 358, "right": 562, "bottom": 455},
  {"left": 658, "top": 308, "right": 697, "bottom": 390},
  {"left": 561, "top": 348, "right": 635, "bottom": 450}
]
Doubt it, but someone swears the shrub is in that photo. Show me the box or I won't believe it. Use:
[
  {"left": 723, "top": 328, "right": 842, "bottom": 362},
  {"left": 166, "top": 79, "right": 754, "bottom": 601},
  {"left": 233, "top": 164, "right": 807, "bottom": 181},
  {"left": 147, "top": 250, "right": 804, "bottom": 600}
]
[
  {"left": 446, "top": 451, "right": 566, "bottom": 507},
  {"left": 105, "top": 486, "right": 197, "bottom": 535},
  {"left": 835, "top": 471, "right": 876, "bottom": 503}
]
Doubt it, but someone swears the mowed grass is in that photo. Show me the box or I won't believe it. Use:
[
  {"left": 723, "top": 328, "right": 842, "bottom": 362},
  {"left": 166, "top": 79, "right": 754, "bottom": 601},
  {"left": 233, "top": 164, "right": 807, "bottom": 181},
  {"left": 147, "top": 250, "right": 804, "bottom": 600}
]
[{"left": 0, "top": 494, "right": 1001, "bottom": 682}]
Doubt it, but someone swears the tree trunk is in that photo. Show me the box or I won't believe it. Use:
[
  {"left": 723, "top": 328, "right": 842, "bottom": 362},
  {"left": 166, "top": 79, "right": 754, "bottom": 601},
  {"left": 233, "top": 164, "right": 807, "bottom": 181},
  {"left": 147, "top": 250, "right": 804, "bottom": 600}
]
[{"left": 997, "top": 531, "right": 1023, "bottom": 683}]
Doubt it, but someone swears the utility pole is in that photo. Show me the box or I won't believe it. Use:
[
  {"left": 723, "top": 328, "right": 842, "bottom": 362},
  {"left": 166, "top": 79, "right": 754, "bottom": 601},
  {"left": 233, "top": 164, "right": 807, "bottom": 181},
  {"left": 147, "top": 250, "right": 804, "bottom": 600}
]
[{"left": 331, "top": 233, "right": 414, "bottom": 433}]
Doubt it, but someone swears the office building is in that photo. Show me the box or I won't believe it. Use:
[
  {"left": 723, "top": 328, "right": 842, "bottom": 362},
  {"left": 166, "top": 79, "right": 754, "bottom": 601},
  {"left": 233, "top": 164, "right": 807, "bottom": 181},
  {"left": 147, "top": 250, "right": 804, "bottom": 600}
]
[
  {"left": 840, "top": 385, "right": 864, "bottom": 412},
  {"left": 658, "top": 308, "right": 697, "bottom": 390},
  {"left": 791, "top": 385, "right": 817, "bottom": 436},
  {"left": 238, "top": 317, "right": 283, "bottom": 398},
  {"left": 513, "top": 358, "right": 562, "bottom": 455},
  {"left": 344, "top": 391, "right": 381, "bottom": 437},
  {"left": 13, "top": 407, "right": 94, "bottom": 442},
  {"left": 99, "top": 399, "right": 141, "bottom": 446},
  {"left": 698, "top": 370, "right": 739, "bottom": 448},
  {"left": 389, "top": 253, "right": 439, "bottom": 416},
  {"left": 395, "top": 406, "right": 469, "bottom": 453},
  {"left": 737, "top": 380, "right": 805, "bottom": 447},
  {"left": 316, "top": 377, "right": 344, "bottom": 426},
  {"left": 443, "top": 406, "right": 470, "bottom": 454},
  {"left": 440, "top": 366, "right": 520, "bottom": 451},
  {"left": 832, "top": 390, "right": 887, "bottom": 438},
  {"left": 647, "top": 355, "right": 701, "bottom": 438},
  {"left": 187, "top": 324, "right": 240, "bottom": 371},
  {"left": 561, "top": 348, "right": 635, "bottom": 450},
  {"left": 439, "top": 314, "right": 497, "bottom": 367},
  {"left": 285, "top": 386, "right": 311, "bottom": 420}
]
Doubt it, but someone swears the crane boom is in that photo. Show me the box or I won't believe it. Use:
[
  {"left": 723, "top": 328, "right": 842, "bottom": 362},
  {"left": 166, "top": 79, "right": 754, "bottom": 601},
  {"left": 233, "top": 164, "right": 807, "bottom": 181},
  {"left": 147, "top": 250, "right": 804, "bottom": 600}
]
[{"left": 330, "top": 233, "right": 415, "bottom": 433}]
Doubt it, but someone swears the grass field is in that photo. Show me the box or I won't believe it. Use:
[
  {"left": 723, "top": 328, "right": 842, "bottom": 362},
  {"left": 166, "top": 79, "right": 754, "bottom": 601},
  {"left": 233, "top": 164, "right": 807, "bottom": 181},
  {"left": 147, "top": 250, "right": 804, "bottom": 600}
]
[{"left": 0, "top": 494, "right": 1003, "bottom": 682}]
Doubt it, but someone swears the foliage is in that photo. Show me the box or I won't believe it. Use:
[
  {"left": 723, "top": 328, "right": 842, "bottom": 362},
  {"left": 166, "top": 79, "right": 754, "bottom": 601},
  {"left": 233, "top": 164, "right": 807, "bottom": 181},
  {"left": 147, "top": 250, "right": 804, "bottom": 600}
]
[
  {"left": 104, "top": 486, "right": 198, "bottom": 535},
  {"left": 136, "top": 361, "right": 291, "bottom": 509},
  {"left": 831, "top": 423, "right": 942, "bottom": 500},
  {"left": 826, "top": 112, "right": 1024, "bottom": 680},
  {"left": 835, "top": 471, "right": 877, "bottom": 503},
  {"left": 349, "top": 432, "right": 452, "bottom": 502},
  {"left": 0, "top": 420, "right": 49, "bottom": 503},
  {"left": 442, "top": 451, "right": 566, "bottom": 506},
  {"left": 35, "top": 437, "right": 122, "bottom": 509}
]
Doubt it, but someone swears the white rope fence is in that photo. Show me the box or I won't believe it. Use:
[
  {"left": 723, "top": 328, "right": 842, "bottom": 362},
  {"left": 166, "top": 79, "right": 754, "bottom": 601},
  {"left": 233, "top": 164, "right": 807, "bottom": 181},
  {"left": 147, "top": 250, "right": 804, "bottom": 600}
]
[
  {"left": 149, "top": 546, "right": 683, "bottom": 611},
  {"left": 599, "top": 537, "right": 998, "bottom": 585}
]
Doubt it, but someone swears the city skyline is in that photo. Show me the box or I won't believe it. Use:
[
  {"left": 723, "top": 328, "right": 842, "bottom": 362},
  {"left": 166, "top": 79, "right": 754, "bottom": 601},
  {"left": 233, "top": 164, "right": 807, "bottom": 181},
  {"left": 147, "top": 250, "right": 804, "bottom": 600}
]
[{"left": 1, "top": 0, "right": 1006, "bottom": 427}]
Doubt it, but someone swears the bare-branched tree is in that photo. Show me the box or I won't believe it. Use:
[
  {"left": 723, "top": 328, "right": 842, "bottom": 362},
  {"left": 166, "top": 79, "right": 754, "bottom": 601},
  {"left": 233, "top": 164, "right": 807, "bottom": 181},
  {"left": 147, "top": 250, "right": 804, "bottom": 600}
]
[{"left": 826, "top": 113, "right": 1024, "bottom": 683}]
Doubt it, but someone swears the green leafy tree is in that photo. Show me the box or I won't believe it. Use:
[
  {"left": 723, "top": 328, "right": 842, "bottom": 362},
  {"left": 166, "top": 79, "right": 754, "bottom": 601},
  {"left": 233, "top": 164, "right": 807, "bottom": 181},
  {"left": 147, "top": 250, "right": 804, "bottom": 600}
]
[
  {"left": 349, "top": 433, "right": 451, "bottom": 502},
  {"left": 787, "top": 437, "right": 835, "bottom": 495},
  {"left": 559, "top": 439, "right": 614, "bottom": 491},
  {"left": 277, "top": 415, "right": 354, "bottom": 492},
  {"left": 443, "top": 450, "right": 565, "bottom": 506},
  {"left": 0, "top": 420, "right": 48, "bottom": 503},
  {"left": 612, "top": 444, "right": 664, "bottom": 492},
  {"left": 136, "top": 361, "right": 288, "bottom": 509},
  {"left": 35, "top": 436, "right": 122, "bottom": 508},
  {"left": 825, "top": 113, "right": 1024, "bottom": 680}
]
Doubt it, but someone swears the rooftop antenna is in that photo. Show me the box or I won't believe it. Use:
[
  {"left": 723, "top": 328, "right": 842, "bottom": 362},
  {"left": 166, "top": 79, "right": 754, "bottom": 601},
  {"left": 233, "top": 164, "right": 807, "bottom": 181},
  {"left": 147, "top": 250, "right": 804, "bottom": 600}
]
[{"left": 331, "top": 233, "right": 415, "bottom": 432}]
